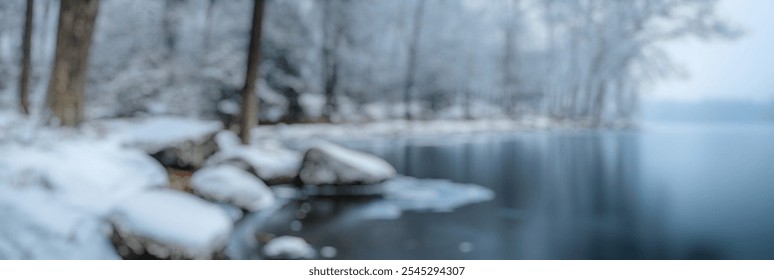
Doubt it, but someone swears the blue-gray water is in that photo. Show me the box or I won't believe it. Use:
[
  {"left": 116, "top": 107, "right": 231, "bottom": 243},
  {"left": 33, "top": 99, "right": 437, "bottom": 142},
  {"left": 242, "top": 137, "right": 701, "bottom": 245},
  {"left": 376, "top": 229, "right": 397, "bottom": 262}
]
[{"left": 241, "top": 123, "right": 774, "bottom": 259}]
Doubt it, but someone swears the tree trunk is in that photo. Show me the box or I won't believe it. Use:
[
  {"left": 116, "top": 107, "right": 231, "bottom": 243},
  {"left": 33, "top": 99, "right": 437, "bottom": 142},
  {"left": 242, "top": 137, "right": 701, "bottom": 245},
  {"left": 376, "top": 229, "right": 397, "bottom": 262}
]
[
  {"left": 202, "top": 0, "right": 216, "bottom": 65},
  {"left": 19, "top": 0, "right": 34, "bottom": 115},
  {"left": 321, "top": 0, "right": 344, "bottom": 122},
  {"left": 46, "top": 0, "right": 99, "bottom": 127},
  {"left": 402, "top": 0, "right": 425, "bottom": 121},
  {"left": 238, "top": 0, "right": 265, "bottom": 145},
  {"left": 502, "top": 0, "right": 521, "bottom": 117},
  {"left": 162, "top": 0, "right": 184, "bottom": 60},
  {"left": 502, "top": 22, "right": 515, "bottom": 116}
]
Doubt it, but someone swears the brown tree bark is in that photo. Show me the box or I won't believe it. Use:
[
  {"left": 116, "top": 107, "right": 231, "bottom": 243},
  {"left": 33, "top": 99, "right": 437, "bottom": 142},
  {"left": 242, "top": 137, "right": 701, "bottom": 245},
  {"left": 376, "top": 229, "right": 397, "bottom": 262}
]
[
  {"left": 19, "top": 0, "right": 34, "bottom": 115},
  {"left": 238, "top": 0, "right": 266, "bottom": 144},
  {"left": 46, "top": 0, "right": 99, "bottom": 127}
]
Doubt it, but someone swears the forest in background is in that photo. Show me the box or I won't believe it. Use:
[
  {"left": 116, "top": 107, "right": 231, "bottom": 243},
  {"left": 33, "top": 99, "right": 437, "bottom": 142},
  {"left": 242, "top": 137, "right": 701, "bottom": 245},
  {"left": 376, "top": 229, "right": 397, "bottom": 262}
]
[{"left": 0, "top": 0, "right": 737, "bottom": 131}]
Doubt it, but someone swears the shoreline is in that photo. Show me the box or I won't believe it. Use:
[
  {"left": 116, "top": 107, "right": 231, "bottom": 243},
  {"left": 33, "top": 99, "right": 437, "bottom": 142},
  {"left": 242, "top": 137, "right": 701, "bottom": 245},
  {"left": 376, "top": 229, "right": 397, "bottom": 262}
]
[{"left": 253, "top": 117, "right": 638, "bottom": 143}]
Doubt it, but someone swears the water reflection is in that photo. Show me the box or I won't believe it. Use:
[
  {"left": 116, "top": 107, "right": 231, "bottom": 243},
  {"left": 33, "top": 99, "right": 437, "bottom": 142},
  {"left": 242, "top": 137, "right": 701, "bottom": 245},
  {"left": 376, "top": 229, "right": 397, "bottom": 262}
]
[
  {"left": 356, "top": 132, "right": 655, "bottom": 259},
  {"left": 233, "top": 124, "right": 774, "bottom": 259}
]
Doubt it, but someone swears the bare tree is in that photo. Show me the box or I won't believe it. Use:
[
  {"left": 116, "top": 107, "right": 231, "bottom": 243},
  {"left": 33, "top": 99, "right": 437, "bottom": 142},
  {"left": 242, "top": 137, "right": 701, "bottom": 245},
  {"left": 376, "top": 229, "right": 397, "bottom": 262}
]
[
  {"left": 501, "top": 0, "right": 521, "bottom": 117},
  {"left": 238, "top": 0, "right": 266, "bottom": 144},
  {"left": 320, "top": 0, "right": 356, "bottom": 122},
  {"left": 19, "top": 0, "right": 34, "bottom": 115},
  {"left": 46, "top": 0, "right": 99, "bottom": 127},
  {"left": 162, "top": 0, "right": 184, "bottom": 60},
  {"left": 320, "top": 0, "right": 340, "bottom": 121},
  {"left": 402, "top": 0, "right": 426, "bottom": 121},
  {"left": 202, "top": 0, "right": 216, "bottom": 61}
]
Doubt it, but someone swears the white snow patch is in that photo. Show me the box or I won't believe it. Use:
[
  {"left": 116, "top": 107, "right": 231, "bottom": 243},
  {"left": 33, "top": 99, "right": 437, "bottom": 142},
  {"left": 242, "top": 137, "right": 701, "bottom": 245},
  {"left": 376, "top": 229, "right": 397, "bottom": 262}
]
[
  {"left": 110, "top": 189, "right": 233, "bottom": 258},
  {"left": 214, "top": 129, "right": 242, "bottom": 150},
  {"left": 102, "top": 116, "right": 222, "bottom": 153},
  {"left": 0, "top": 140, "right": 168, "bottom": 214},
  {"left": 0, "top": 116, "right": 170, "bottom": 259},
  {"left": 0, "top": 188, "right": 118, "bottom": 259},
  {"left": 381, "top": 176, "right": 495, "bottom": 212},
  {"left": 328, "top": 176, "right": 494, "bottom": 221},
  {"left": 207, "top": 131, "right": 301, "bottom": 182},
  {"left": 299, "top": 93, "right": 325, "bottom": 119},
  {"left": 263, "top": 236, "right": 316, "bottom": 259},
  {"left": 253, "top": 117, "right": 580, "bottom": 142},
  {"left": 191, "top": 165, "right": 276, "bottom": 212},
  {"left": 217, "top": 100, "right": 240, "bottom": 115}
]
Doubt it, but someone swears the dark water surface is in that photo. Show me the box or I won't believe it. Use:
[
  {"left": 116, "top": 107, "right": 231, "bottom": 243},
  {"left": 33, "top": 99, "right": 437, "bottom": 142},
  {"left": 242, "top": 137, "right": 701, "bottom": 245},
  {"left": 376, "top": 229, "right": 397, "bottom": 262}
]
[{"left": 238, "top": 123, "right": 774, "bottom": 259}]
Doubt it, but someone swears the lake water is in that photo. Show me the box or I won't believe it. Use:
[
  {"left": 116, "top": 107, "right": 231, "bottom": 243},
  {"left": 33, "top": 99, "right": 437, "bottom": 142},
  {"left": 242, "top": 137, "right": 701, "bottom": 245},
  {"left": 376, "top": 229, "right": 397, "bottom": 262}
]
[{"left": 235, "top": 123, "right": 774, "bottom": 259}]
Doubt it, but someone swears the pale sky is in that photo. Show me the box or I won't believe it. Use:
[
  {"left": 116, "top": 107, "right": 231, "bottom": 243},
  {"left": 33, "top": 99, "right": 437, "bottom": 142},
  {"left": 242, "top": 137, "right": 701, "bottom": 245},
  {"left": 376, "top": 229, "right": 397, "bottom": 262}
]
[{"left": 649, "top": 0, "right": 774, "bottom": 103}]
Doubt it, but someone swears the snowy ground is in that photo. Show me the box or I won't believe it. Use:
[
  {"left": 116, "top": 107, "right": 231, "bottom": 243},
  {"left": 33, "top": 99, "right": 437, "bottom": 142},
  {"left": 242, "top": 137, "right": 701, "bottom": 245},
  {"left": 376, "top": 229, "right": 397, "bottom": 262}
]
[
  {"left": 0, "top": 112, "right": 231, "bottom": 259},
  {"left": 0, "top": 111, "right": 514, "bottom": 259}
]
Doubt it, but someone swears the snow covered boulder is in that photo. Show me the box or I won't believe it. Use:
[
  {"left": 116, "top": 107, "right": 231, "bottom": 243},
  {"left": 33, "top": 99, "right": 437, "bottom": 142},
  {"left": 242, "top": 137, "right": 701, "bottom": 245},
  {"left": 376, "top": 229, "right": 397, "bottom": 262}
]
[
  {"left": 190, "top": 165, "right": 276, "bottom": 212},
  {"left": 106, "top": 117, "right": 222, "bottom": 169},
  {"left": 263, "top": 236, "right": 316, "bottom": 259},
  {"left": 205, "top": 131, "right": 301, "bottom": 185},
  {"left": 109, "top": 190, "right": 233, "bottom": 259},
  {"left": 0, "top": 140, "right": 168, "bottom": 214},
  {"left": 298, "top": 142, "right": 396, "bottom": 186}
]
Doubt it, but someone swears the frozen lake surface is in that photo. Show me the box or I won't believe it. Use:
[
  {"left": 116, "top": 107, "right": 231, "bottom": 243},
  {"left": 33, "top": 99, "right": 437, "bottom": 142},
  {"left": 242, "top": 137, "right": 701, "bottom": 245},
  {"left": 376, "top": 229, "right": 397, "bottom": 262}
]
[{"left": 234, "top": 123, "right": 774, "bottom": 259}]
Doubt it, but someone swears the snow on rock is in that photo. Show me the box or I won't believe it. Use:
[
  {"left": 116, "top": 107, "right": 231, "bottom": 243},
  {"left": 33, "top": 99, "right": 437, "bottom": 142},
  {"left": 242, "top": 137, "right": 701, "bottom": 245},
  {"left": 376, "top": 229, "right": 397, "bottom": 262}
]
[
  {"left": 190, "top": 165, "right": 276, "bottom": 212},
  {"left": 104, "top": 117, "right": 222, "bottom": 169},
  {"left": 263, "top": 236, "right": 316, "bottom": 259},
  {"left": 110, "top": 189, "right": 233, "bottom": 259},
  {"left": 0, "top": 140, "right": 168, "bottom": 214},
  {"left": 298, "top": 142, "right": 397, "bottom": 186},
  {"left": 0, "top": 125, "right": 168, "bottom": 259},
  {"left": 205, "top": 131, "right": 301, "bottom": 185},
  {"left": 0, "top": 188, "right": 119, "bottom": 259}
]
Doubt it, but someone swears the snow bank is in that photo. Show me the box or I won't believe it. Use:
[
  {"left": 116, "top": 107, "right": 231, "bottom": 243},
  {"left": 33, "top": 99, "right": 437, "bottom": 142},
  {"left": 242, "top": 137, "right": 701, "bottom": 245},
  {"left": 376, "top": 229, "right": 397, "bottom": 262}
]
[
  {"left": 110, "top": 189, "right": 233, "bottom": 259},
  {"left": 205, "top": 131, "right": 301, "bottom": 184},
  {"left": 263, "top": 236, "right": 316, "bottom": 259},
  {"left": 103, "top": 117, "right": 222, "bottom": 168},
  {"left": 298, "top": 142, "right": 397, "bottom": 185},
  {"left": 191, "top": 165, "right": 276, "bottom": 212},
  {"left": 254, "top": 119, "right": 545, "bottom": 141}
]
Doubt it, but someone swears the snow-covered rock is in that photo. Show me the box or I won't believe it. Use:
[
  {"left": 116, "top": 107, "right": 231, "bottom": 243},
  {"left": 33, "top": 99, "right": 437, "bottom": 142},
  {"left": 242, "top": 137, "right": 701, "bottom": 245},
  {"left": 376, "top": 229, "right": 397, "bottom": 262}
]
[
  {"left": 298, "top": 142, "right": 397, "bottom": 186},
  {"left": 205, "top": 131, "right": 301, "bottom": 185},
  {"left": 0, "top": 131, "right": 170, "bottom": 259},
  {"left": 0, "top": 188, "right": 119, "bottom": 259},
  {"left": 105, "top": 117, "right": 222, "bottom": 169},
  {"left": 0, "top": 140, "right": 168, "bottom": 214},
  {"left": 110, "top": 190, "right": 233, "bottom": 259},
  {"left": 190, "top": 165, "right": 276, "bottom": 212},
  {"left": 263, "top": 236, "right": 316, "bottom": 259}
]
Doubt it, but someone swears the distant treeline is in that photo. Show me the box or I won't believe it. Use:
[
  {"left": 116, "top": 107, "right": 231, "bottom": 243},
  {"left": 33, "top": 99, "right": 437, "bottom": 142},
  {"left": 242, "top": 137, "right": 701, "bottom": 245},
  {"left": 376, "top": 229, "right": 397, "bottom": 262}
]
[{"left": 0, "top": 0, "right": 737, "bottom": 127}]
